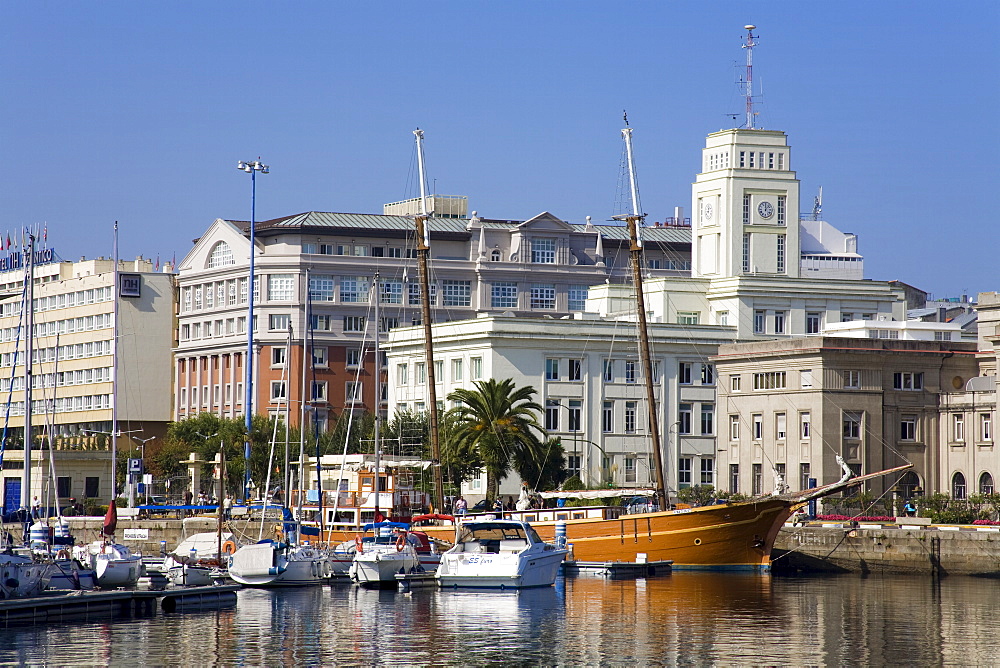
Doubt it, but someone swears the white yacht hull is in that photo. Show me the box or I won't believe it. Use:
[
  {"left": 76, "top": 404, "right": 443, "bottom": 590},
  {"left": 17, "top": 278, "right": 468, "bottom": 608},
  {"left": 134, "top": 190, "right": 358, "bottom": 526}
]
[
  {"left": 350, "top": 549, "right": 419, "bottom": 588},
  {"left": 229, "top": 543, "right": 333, "bottom": 587},
  {"left": 436, "top": 548, "right": 566, "bottom": 589},
  {"left": 167, "top": 564, "right": 215, "bottom": 587}
]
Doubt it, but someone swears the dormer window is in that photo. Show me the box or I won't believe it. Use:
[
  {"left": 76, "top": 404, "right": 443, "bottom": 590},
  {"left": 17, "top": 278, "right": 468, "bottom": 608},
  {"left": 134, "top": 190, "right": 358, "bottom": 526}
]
[
  {"left": 490, "top": 249, "right": 502, "bottom": 262},
  {"left": 531, "top": 238, "right": 556, "bottom": 264}
]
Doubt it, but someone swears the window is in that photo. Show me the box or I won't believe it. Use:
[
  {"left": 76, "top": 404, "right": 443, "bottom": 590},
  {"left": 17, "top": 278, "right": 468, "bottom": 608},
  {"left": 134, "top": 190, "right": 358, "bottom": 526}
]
[
  {"left": 567, "top": 455, "right": 581, "bottom": 478},
  {"left": 729, "top": 415, "right": 740, "bottom": 441},
  {"left": 531, "top": 238, "right": 556, "bottom": 264},
  {"left": 530, "top": 285, "right": 556, "bottom": 310},
  {"left": 952, "top": 472, "right": 967, "bottom": 500},
  {"left": 752, "top": 463, "right": 762, "bottom": 496},
  {"left": 679, "top": 458, "right": 692, "bottom": 487},
  {"left": 397, "top": 363, "right": 409, "bottom": 385},
  {"left": 491, "top": 282, "right": 518, "bottom": 309},
  {"left": 730, "top": 464, "right": 739, "bottom": 493},
  {"left": 270, "top": 381, "right": 286, "bottom": 400},
  {"left": 271, "top": 347, "right": 286, "bottom": 367},
  {"left": 625, "top": 402, "right": 638, "bottom": 433},
  {"left": 900, "top": 416, "right": 917, "bottom": 441},
  {"left": 776, "top": 235, "right": 786, "bottom": 273},
  {"left": 625, "top": 361, "right": 637, "bottom": 383},
  {"left": 57, "top": 476, "right": 72, "bottom": 498},
  {"left": 893, "top": 372, "right": 924, "bottom": 391},
  {"left": 435, "top": 360, "right": 444, "bottom": 381},
  {"left": 568, "top": 285, "right": 588, "bottom": 311},
  {"left": 346, "top": 349, "right": 361, "bottom": 367},
  {"left": 678, "top": 404, "right": 692, "bottom": 435},
  {"left": 701, "top": 364, "right": 714, "bottom": 385},
  {"left": 843, "top": 411, "right": 863, "bottom": 440},
  {"left": 353, "top": 245, "right": 369, "bottom": 257},
  {"left": 452, "top": 359, "right": 463, "bottom": 382},
  {"left": 980, "top": 472, "right": 994, "bottom": 495},
  {"left": 268, "top": 274, "right": 294, "bottom": 301},
  {"left": 207, "top": 241, "right": 235, "bottom": 268},
  {"left": 982, "top": 413, "right": 993, "bottom": 441},
  {"left": 718, "top": 310, "right": 729, "bottom": 326},
  {"left": 471, "top": 357, "right": 483, "bottom": 380},
  {"left": 602, "top": 401, "right": 614, "bottom": 433},
  {"left": 776, "top": 413, "right": 787, "bottom": 440},
  {"left": 268, "top": 314, "right": 290, "bottom": 331},
  {"left": 801, "top": 369, "right": 813, "bottom": 389},
  {"left": 806, "top": 312, "right": 821, "bottom": 334},
  {"left": 416, "top": 362, "right": 426, "bottom": 384},
  {"left": 345, "top": 382, "right": 362, "bottom": 402},
  {"left": 311, "top": 381, "right": 328, "bottom": 401},
  {"left": 799, "top": 463, "right": 811, "bottom": 490},
  {"left": 773, "top": 311, "right": 786, "bottom": 334},
  {"left": 545, "top": 358, "right": 560, "bottom": 381},
  {"left": 380, "top": 281, "right": 403, "bottom": 305},
  {"left": 742, "top": 193, "right": 751, "bottom": 223},
  {"left": 490, "top": 249, "right": 502, "bottom": 262},
  {"left": 700, "top": 404, "right": 714, "bottom": 435},
  {"left": 343, "top": 316, "right": 365, "bottom": 332},
  {"left": 568, "top": 359, "right": 582, "bottom": 381},
  {"left": 379, "top": 317, "right": 399, "bottom": 333},
  {"left": 603, "top": 360, "right": 613, "bottom": 383},
  {"left": 696, "top": 459, "right": 713, "bottom": 486},
  {"left": 777, "top": 195, "right": 786, "bottom": 226},
  {"left": 85, "top": 477, "right": 100, "bottom": 499},
  {"left": 742, "top": 233, "right": 751, "bottom": 273},
  {"left": 953, "top": 414, "right": 965, "bottom": 442},
  {"left": 844, "top": 370, "right": 861, "bottom": 389},
  {"left": 800, "top": 412, "right": 811, "bottom": 439},
  {"left": 310, "top": 315, "right": 332, "bottom": 331},
  {"left": 442, "top": 280, "right": 471, "bottom": 307},
  {"left": 678, "top": 362, "right": 693, "bottom": 385},
  {"left": 731, "top": 375, "right": 741, "bottom": 392},
  {"left": 753, "top": 310, "right": 765, "bottom": 334},
  {"left": 752, "top": 414, "right": 763, "bottom": 440},
  {"left": 340, "top": 277, "right": 366, "bottom": 303},
  {"left": 545, "top": 399, "right": 560, "bottom": 431},
  {"left": 623, "top": 457, "right": 636, "bottom": 483},
  {"left": 568, "top": 400, "right": 582, "bottom": 431},
  {"left": 752, "top": 372, "right": 786, "bottom": 390},
  {"left": 677, "top": 312, "right": 699, "bottom": 325}
]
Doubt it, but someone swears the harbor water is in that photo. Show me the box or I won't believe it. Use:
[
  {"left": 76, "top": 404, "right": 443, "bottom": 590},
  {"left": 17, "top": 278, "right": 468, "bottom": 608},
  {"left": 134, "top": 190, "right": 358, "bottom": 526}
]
[{"left": 1, "top": 573, "right": 998, "bottom": 665}]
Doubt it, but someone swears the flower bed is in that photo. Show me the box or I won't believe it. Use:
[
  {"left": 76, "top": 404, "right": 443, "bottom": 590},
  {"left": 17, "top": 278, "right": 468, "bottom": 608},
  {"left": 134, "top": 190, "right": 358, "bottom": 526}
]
[
  {"left": 972, "top": 519, "right": 1000, "bottom": 526},
  {"left": 816, "top": 514, "right": 895, "bottom": 522}
]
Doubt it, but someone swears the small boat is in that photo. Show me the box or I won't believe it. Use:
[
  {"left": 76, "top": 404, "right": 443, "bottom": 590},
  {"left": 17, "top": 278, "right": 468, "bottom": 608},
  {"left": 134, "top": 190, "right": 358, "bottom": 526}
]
[
  {"left": 435, "top": 520, "right": 567, "bottom": 590},
  {"left": 228, "top": 541, "right": 333, "bottom": 587},
  {"left": 349, "top": 521, "right": 421, "bottom": 588},
  {"left": 164, "top": 531, "right": 238, "bottom": 587},
  {"left": 73, "top": 540, "right": 143, "bottom": 588},
  {"left": 45, "top": 557, "right": 98, "bottom": 591},
  {"left": 0, "top": 554, "right": 50, "bottom": 598}
]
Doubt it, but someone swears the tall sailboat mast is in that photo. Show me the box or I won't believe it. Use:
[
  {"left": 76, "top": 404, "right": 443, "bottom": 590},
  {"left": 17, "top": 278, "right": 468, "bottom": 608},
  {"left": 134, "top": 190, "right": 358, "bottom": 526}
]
[
  {"left": 20, "top": 233, "right": 35, "bottom": 512},
  {"left": 413, "top": 128, "right": 445, "bottom": 514},
  {"left": 621, "top": 124, "right": 668, "bottom": 509},
  {"left": 372, "top": 272, "right": 382, "bottom": 521},
  {"left": 112, "top": 221, "right": 120, "bottom": 502}
]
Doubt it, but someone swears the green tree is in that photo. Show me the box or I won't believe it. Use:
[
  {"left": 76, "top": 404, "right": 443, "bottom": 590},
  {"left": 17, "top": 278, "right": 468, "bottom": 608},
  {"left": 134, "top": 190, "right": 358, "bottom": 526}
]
[
  {"left": 514, "top": 437, "right": 567, "bottom": 492},
  {"left": 446, "top": 378, "right": 546, "bottom": 502}
]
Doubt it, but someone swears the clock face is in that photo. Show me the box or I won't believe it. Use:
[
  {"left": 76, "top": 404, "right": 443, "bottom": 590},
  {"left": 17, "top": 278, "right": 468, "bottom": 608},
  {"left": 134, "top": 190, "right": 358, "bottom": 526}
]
[
  {"left": 757, "top": 201, "right": 774, "bottom": 219},
  {"left": 704, "top": 202, "right": 713, "bottom": 221}
]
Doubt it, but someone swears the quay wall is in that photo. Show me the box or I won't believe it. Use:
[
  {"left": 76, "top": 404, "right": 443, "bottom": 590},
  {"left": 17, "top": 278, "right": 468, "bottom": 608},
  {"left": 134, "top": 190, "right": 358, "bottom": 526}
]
[
  {"left": 59, "top": 516, "right": 221, "bottom": 555},
  {"left": 773, "top": 524, "right": 1000, "bottom": 576}
]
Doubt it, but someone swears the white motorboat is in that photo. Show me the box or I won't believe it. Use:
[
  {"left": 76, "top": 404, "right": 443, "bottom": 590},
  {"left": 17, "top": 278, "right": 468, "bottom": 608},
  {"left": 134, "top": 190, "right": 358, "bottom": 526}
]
[
  {"left": 228, "top": 541, "right": 333, "bottom": 587},
  {"left": 73, "top": 540, "right": 143, "bottom": 588},
  {"left": 349, "top": 522, "right": 421, "bottom": 588},
  {"left": 164, "top": 531, "right": 238, "bottom": 587},
  {"left": 436, "top": 520, "right": 567, "bottom": 589},
  {"left": 0, "top": 554, "right": 50, "bottom": 598},
  {"left": 46, "top": 557, "right": 98, "bottom": 590}
]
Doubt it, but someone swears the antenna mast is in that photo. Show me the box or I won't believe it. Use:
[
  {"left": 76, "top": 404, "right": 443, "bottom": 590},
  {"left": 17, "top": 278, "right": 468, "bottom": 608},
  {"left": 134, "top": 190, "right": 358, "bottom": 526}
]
[
  {"left": 813, "top": 186, "right": 823, "bottom": 221},
  {"left": 742, "top": 24, "right": 758, "bottom": 129}
]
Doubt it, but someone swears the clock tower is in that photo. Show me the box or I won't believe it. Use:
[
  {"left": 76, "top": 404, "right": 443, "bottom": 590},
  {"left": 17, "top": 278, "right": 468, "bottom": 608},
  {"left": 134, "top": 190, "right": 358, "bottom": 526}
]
[{"left": 691, "top": 128, "right": 800, "bottom": 278}]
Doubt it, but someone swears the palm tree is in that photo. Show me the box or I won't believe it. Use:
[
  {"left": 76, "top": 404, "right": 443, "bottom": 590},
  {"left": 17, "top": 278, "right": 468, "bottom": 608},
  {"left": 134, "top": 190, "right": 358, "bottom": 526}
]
[{"left": 447, "top": 378, "right": 546, "bottom": 502}]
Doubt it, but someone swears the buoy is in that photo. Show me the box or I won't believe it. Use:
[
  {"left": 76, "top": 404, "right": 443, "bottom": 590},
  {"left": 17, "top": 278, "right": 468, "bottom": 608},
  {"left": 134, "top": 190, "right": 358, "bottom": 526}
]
[
  {"left": 221, "top": 540, "right": 237, "bottom": 555},
  {"left": 354, "top": 535, "right": 363, "bottom": 554},
  {"left": 395, "top": 534, "right": 407, "bottom": 552}
]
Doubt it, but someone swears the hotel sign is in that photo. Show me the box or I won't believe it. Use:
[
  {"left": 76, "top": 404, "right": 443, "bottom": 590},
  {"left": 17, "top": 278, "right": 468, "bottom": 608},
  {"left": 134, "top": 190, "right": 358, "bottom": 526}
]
[
  {"left": 0, "top": 248, "right": 56, "bottom": 273},
  {"left": 120, "top": 273, "right": 141, "bottom": 298}
]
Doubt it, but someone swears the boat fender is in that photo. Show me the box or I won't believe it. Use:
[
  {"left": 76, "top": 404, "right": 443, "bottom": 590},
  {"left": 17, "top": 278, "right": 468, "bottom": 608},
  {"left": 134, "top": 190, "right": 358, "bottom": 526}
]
[
  {"left": 395, "top": 534, "right": 407, "bottom": 552},
  {"left": 56, "top": 549, "right": 70, "bottom": 560},
  {"left": 324, "top": 562, "right": 332, "bottom": 578},
  {"left": 222, "top": 540, "right": 237, "bottom": 555},
  {"left": 355, "top": 535, "right": 363, "bottom": 554}
]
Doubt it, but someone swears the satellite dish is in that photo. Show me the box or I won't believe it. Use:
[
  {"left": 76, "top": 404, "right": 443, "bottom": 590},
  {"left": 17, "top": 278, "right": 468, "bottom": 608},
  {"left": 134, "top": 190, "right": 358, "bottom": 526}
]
[{"left": 745, "top": 24, "right": 756, "bottom": 30}]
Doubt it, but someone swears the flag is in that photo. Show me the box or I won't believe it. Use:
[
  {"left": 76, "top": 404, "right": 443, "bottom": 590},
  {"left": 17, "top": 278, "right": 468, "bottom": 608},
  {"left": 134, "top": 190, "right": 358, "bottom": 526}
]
[
  {"left": 5, "top": 234, "right": 10, "bottom": 251},
  {"left": 102, "top": 499, "right": 118, "bottom": 536},
  {"left": 155, "top": 255, "right": 160, "bottom": 271}
]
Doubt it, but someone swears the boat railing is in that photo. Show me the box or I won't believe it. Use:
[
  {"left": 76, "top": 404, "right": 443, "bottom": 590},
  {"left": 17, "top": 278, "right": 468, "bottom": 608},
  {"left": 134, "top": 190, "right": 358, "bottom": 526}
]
[{"left": 460, "top": 506, "right": 624, "bottom": 523}]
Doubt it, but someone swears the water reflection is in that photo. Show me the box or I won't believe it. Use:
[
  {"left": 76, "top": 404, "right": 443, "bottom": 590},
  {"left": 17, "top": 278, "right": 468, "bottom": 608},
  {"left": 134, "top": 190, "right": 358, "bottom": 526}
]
[{"left": 0, "top": 574, "right": 997, "bottom": 665}]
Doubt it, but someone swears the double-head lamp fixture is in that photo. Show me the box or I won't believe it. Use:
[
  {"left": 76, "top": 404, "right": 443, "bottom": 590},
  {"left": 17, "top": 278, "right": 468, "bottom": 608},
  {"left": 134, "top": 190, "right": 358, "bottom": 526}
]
[{"left": 236, "top": 159, "right": 269, "bottom": 174}]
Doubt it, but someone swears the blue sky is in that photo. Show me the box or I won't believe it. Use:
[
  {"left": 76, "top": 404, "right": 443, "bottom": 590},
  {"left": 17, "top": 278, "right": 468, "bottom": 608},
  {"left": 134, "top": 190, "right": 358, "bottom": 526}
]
[{"left": 1, "top": 2, "right": 996, "bottom": 298}]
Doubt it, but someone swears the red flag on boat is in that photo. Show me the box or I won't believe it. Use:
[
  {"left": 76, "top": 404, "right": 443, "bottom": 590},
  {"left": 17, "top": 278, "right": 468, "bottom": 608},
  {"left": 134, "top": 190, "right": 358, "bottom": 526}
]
[
  {"left": 374, "top": 510, "right": 385, "bottom": 523},
  {"left": 103, "top": 499, "right": 118, "bottom": 536}
]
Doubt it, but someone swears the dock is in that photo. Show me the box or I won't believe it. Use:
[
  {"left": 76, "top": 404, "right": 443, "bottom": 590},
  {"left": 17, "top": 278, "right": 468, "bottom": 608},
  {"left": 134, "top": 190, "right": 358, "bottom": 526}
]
[
  {"left": 562, "top": 559, "right": 673, "bottom": 578},
  {"left": 0, "top": 585, "right": 240, "bottom": 626}
]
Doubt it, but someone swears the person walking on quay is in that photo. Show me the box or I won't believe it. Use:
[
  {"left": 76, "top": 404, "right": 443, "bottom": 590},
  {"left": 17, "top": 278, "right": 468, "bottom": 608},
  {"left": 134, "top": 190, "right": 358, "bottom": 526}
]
[
  {"left": 31, "top": 496, "right": 41, "bottom": 520},
  {"left": 454, "top": 496, "right": 468, "bottom": 516},
  {"left": 223, "top": 495, "right": 233, "bottom": 521},
  {"left": 904, "top": 500, "right": 917, "bottom": 517}
]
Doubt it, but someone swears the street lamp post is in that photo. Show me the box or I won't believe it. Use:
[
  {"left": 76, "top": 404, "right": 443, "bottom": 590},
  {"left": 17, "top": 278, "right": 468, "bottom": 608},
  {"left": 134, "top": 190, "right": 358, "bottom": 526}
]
[{"left": 237, "top": 158, "right": 268, "bottom": 503}]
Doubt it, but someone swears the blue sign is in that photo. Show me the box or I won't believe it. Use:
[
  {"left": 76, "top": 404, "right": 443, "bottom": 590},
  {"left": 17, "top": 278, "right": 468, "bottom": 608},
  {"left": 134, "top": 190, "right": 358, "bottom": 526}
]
[{"left": 128, "top": 458, "right": 143, "bottom": 474}]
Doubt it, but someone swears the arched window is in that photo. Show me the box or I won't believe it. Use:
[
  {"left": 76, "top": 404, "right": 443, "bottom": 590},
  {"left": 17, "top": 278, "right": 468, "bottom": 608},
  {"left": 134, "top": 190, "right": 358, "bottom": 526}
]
[
  {"left": 980, "top": 472, "right": 994, "bottom": 495},
  {"left": 490, "top": 249, "right": 502, "bottom": 262},
  {"left": 898, "top": 471, "right": 920, "bottom": 499},
  {"left": 952, "top": 472, "right": 967, "bottom": 500},
  {"left": 207, "top": 241, "right": 235, "bottom": 268}
]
